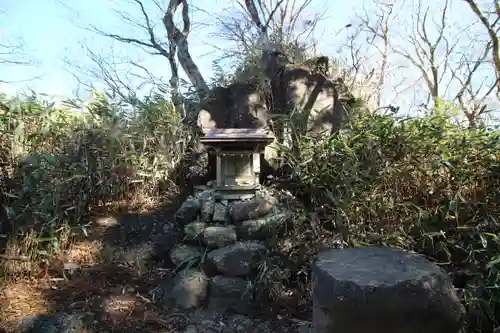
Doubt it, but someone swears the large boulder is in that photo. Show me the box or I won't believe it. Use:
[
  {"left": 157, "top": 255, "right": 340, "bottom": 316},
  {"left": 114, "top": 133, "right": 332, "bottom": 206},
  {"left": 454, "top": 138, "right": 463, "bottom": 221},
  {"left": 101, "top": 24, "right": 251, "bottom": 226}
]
[
  {"left": 197, "top": 86, "right": 232, "bottom": 130},
  {"left": 312, "top": 247, "right": 465, "bottom": 333},
  {"left": 196, "top": 83, "right": 270, "bottom": 131},
  {"left": 208, "top": 276, "right": 254, "bottom": 313},
  {"left": 175, "top": 196, "right": 201, "bottom": 226}
]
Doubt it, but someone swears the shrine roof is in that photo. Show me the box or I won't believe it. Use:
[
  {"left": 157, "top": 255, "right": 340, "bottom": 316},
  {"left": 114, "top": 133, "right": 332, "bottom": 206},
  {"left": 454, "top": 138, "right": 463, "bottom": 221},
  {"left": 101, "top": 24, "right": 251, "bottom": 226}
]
[{"left": 200, "top": 128, "right": 274, "bottom": 144}]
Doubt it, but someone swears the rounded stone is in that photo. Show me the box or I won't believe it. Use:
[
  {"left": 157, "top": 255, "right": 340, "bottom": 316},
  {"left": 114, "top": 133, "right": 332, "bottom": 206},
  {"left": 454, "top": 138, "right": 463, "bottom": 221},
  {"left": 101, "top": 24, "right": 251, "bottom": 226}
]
[
  {"left": 210, "top": 275, "right": 250, "bottom": 298},
  {"left": 170, "top": 245, "right": 202, "bottom": 268},
  {"left": 184, "top": 222, "right": 207, "bottom": 241},
  {"left": 206, "top": 242, "right": 266, "bottom": 277},
  {"left": 203, "top": 226, "right": 237, "bottom": 248},
  {"left": 312, "top": 247, "right": 465, "bottom": 333},
  {"left": 163, "top": 268, "right": 208, "bottom": 309}
]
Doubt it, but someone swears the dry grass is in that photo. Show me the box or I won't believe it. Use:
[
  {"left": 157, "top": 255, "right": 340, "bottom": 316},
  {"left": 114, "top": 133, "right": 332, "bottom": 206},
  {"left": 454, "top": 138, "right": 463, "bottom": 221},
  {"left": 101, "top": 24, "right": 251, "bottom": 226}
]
[
  {"left": 0, "top": 92, "right": 202, "bottom": 332},
  {"left": 0, "top": 212, "right": 186, "bottom": 332},
  {"left": 0, "top": 263, "right": 187, "bottom": 332},
  {"left": 0, "top": 279, "right": 50, "bottom": 330},
  {"left": 100, "top": 192, "right": 166, "bottom": 215},
  {"left": 65, "top": 240, "right": 104, "bottom": 265},
  {"left": 0, "top": 190, "right": 189, "bottom": 332}
]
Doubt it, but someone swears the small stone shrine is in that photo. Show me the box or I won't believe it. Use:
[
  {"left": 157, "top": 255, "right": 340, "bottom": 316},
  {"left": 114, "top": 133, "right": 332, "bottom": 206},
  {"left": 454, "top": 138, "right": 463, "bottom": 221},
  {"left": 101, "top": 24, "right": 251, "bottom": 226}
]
[
  {"left": 195, "top": 128, "right": 275, "bottom": 200},
  {"left": 168, "top": 128, "right": 293, "bottom": 313}
]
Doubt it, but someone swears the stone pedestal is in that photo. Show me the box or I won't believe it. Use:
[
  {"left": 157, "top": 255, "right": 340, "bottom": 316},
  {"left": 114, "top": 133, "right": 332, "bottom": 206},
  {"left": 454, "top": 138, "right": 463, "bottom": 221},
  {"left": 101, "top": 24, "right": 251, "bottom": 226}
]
[
  {"left": 311, "top": 247, "right": 465, "bottom": 333},
  {"left": 170, "top": 187, "right": 288, "bottom": 313}
]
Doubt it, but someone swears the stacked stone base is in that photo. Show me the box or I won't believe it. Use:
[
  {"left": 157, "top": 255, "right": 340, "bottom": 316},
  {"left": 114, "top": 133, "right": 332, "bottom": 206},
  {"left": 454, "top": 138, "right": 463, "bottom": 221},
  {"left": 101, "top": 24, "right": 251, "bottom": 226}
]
[
  {"left": 163, "top": 186, "right": 289, "bottom": 313},
  {"left": 159, "top": 187, "right": 466, "bottom": 333}
]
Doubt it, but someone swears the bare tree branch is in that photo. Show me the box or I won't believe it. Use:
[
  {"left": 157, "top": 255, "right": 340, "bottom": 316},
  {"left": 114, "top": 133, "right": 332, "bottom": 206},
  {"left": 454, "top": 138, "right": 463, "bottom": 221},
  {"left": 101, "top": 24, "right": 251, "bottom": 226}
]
[
  {"left": 242, "top": 0, "right": 314, "bottom": 49},
  {"left": 71, "top": 0, "right": 210, "bottom": 116},
  {"left": 355, "top": 1, "right": 396, "bottom": 108},
  {"left": 386, "top": 0, "right": 498, "bottom": 125},
  {"left": 0, "top": 30, "right": 39, "bottom": 83},
  {"left": 463, "top": 0, "right": 500, "bottom": 95},
  {"left": 391, "top": 0, "right": 457, "bottom": 109},
  {"left": 210, "top": 0, "right": 324, "bottom": 84}
]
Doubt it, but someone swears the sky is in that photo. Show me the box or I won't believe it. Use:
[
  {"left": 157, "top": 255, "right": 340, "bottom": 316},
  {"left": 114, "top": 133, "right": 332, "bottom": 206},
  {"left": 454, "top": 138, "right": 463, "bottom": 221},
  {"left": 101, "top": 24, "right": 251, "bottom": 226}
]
[
  {"left": 0, "top": 0, "right": 339, "bottom": 98},
  {"left": 0, "top": 0, "right": 498, "bottom": 118}
]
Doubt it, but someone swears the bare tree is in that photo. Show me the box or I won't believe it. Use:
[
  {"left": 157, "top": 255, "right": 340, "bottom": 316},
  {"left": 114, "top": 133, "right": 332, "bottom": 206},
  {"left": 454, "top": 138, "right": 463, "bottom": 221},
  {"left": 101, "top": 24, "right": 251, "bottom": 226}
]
[
  {"left": 449, "top": 34, "right": 497, "bottom": 127},
  {"left": 0, "top": 37, "right": 37, "bottom": 84},
  {"left": 333, "top": 20, "right": 390, "bottom": 111},
  {"left": 73, "top": 0, "right": 210, "bottom": 115},
  {"left": 163, "top": 0, "right": 209, "bottom": 95},
  {"left": 209, "top": 0, "right": 325, "bottom": 81},
  {"left": 0, "top": 7, "right": 39, "bottom": 84},
  {"left": 463, "top": 0, "right": 500, "bottom": 95},
  {"left": 354, "top": 1, "right": 396, "bottom": 109},
  {"left": 0, "top": 41, "right": 29, "bottom": 67},
  {"left": 355, "top": 0, "right": 499, "bottom": 125},
  {"left": 64, "top": 42, "right": 166, "bottom": 101},
  {"left": 389, "top": 0, "right": 458, "bottom": 109}
]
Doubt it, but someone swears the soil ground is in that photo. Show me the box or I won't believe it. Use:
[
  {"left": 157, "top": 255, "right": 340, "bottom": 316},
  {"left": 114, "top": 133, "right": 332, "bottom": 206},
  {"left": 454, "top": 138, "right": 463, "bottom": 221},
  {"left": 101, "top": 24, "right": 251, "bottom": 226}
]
[
  {"left": 0, "top": 192, "right": 188, "bottom": 332},
  {"left": 0, "top": 193, "right": 305, "bottom": 333}
]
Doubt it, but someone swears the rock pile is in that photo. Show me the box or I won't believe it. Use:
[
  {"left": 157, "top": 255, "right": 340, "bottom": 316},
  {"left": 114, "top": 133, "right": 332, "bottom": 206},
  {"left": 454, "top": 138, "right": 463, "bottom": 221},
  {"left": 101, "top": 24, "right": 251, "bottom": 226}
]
[{"left": 161, "top": 186, "right": 291, "bottom": 313}]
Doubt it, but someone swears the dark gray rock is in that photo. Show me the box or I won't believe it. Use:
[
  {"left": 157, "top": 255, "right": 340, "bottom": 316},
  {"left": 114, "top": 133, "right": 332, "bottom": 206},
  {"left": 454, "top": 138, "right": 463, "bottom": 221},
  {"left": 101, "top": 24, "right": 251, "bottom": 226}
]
[
  {"left": 212, "top": 202, "right": 228, "bottom": 222},
  {"left": 203, "top": 226, "right": 237, "bottom": 248},
  {"left": 229, "top": 193, "right": 278, "bottom": 222},
  {"left": 312, "top": 247, "right": 465, "bottom": 333},
  {"left": 151, "top": 222, "right": 182, "bottom": 266},
  {"left": 17, "top": 313, "right": 86, "bottom": 333},
  {"left": 200, "top": 255, "right": 220, "bottom": 278},
  {"left": 163, "top": 268, "right": 208, "bottom": 309},
  {"left": 170, "top": 245, "right": 202, "bottom": 268},
  {"left": 206, "top": 242, "right": 266, "bottom": 277},
  {"left": 197, "top": 190, "right": 215, "bottom": 222},
  {"left": 183, "top": 325, "right": 198, "bottom": 333},
  {"left": 210, "top": 276, "right": 251, "bottom": 298},
  {"left": 237, "top": 211, "right": 289, "bottom": 240},
  {"left": 298, "top": 322, "right": 312, "bottom": 333},
  {"left": 184, "top": 222, "right": 207, "bottom": 241},
  {"left": 208, "top": 276, "right": 254, "bottom": 314},
  {"left": 175, "top": 197, "right": 201, "bottom": 226}
]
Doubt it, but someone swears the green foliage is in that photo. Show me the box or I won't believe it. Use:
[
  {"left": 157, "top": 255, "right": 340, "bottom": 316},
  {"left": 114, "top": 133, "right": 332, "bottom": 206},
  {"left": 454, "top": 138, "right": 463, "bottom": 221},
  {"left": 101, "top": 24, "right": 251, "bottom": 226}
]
[
  {"left": 275, "top": 110, "right": 500, "bottom": 331},
  {"left": 0, "top": 91, "right": 194, "bottom": 264},
  {"left": 211, "top": 33, "right": 310, "bottom": 87}
]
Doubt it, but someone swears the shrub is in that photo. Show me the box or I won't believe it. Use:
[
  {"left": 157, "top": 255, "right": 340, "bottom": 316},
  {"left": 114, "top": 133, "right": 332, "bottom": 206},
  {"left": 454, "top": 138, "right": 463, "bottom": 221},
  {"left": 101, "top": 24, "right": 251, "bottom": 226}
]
[
  {"left": 0, "top": 91, "right": 194, "bottom": 273},
  {"left": 275, "top": 111, "right": 500, "bottom": 331}
]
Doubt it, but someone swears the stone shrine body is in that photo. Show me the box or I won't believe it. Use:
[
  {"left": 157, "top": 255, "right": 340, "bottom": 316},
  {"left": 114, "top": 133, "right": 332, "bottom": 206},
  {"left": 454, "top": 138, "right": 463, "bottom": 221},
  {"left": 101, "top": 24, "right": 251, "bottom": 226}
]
[{"left": 195, "top": 128, "right": 275, "bottom": 201}]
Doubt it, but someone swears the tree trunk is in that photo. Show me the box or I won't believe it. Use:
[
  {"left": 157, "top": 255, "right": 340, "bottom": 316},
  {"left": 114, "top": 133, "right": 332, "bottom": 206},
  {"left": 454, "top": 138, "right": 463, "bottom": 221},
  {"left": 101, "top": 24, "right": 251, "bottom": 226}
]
[{"left": 163, "top": 0, "right": 210, "bottom": 98}]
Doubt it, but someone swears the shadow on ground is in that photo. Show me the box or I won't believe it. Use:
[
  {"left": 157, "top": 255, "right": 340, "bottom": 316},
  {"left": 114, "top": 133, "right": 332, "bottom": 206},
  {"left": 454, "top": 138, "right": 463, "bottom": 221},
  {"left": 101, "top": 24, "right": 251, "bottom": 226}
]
[
  {"left": 39, "top": 188, "right": 191, "bottom": 332},
  {"left": 0, "top": 177, "right": 194, "bottom": 332}
]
